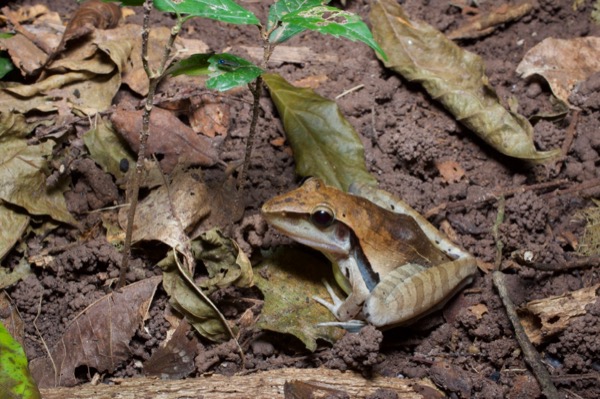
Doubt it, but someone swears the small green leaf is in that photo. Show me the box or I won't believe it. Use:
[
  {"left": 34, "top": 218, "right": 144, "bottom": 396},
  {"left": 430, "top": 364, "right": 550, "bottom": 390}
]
[
  {"left": 0, "top": 322, "right": 41, "bottom": 399},
  {"left": 268, "top": 0, "right": 327, "bottom": 43},
  {"left": 263, "top": 73, "right": 376, "bottom": 191},
  {"left": 0, "top": 56, "right": 14, "bottom": 80},
  {"left": 206, "top": 53, "right": 263, "bottom": 92},
  {"left": 281, "top": 5, "right": 386, "bottom": 59},
  {"left": 154, "top": 0, "right": 260, "bottom": 25},
  {"left": 166, "top": 53, "right": 212, "bottom": 77}
]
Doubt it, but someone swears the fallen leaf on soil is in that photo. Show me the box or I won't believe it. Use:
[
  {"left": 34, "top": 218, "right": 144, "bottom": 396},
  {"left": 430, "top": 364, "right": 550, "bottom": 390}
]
[
  {"left": 83, "top": 118, "right": 134, "bottom": 181},
  {"left": 254, "top": 247, "right": 345, "bottom": 351},
  {"left": 0, "top": 113, "right": 76, "bottom": 226},
  {"left": 0, "top": 292, "right": 25, "bottom": 347},
  {"left": 117, "top": 169, "right": 211, "bottom": 247},
  {"left": 263, "top": 73, "right": 377, "bottom": 191},
  {"left": 7, "top": 4, "right": 51, "bottom": 23},
  {"left": 188, "top": 95, "right": 231, "bottom": 137},
  {"left": 158, "top": 230, "right": 253, "bottom": 342},
  {"left": 0, "top": 259, "right": 32, "bottom": 291},
  {"left": 0, "top": 206, "right": 29, "bottom": 262},
  {"left": 517, "top": 283, "right": 600, "bottom": 345},
  {"left": 577, "top": 199, "right": 600, "bottom": 256},
  {"left": 29, "top": 276, "right": 162, "bottom": 388},
  {"left": 0, "top": 320, "right": 41, "bottom": 399},
  {"left": 516, "top": 37, "right": 600, "bottom": 107},
  {"left": 111, "top": 107, "right": 219, "bottom": 173},
  {"left": 370, "top": 0, "right": 559, "bottom": 162},
  {"left": 435, "top": 160, "right": 465, "bottom": 183},
  {"left": 447, "top": 2, "right": 534, "bottom": 40},
  {"left": 143, "top": 319, "right": 198, "bottom": 379}
]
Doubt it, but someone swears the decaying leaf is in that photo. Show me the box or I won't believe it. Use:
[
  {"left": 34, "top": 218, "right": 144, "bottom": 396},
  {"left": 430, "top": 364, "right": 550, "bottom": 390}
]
[
  {"left": 370, "top": 0, "right": 559, "bottom": 162},
  {"left": 117, "top": 169, "right": 212, "bottom": 247},
  {"left": 0, "top": 292, "right": 24, "bottom": 349},
  {"left": 111, "top": 107, "right": 219, "bottom": 173},
  {"left": 83, "top": 118, "right": 134, "bottom": 181},
  {"left": 577, "top": 199, "right": 600, "bottom": 257},
  {"left": 448, "top": 2, "right": 534, "bottom": 40},
  {"left": 0, "top": 320, "right": 41, "bottom": 399},
  {"left": 158, "top": 230, "right": 253, "bottom": 342},
  {"left": 517, "top": 283, "right": 600, "bottom": 345},
  {"left": 0, "top": 132, "right": 76, "bottom": 226},
  {"left": 516, "top": 37, "right": 600, "bottom": 107},
  {"left": 188, "top": 95, "right": 231, "bottom": 138},
  {"left": 239, "top": 45, "right": 339, "bottom": 66},
  {"left": 143, "top": 319, "right": 198, "bottom": 379},
  {"left": 0, "top": 259, "right": 32, "bottom": 291},
  {"left": 254, "top": 248, "right": 345, "bottom": 352},
  {"left": 36, "top": 0, "right": 122, "bottom": 73},
  {"left": 0, "top": 205, "right": 29, "bottom": 262},
  {"left": 30, "top": 276, "right": 162, "bottom": 388},
  {"left": 263, "top": 73, "right": 377, "bottom": 191}
]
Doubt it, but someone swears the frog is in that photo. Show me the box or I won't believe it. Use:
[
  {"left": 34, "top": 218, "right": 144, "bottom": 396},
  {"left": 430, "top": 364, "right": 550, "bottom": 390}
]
[{"left": 261, "top": 178, "right": 477, "bottom": 330}]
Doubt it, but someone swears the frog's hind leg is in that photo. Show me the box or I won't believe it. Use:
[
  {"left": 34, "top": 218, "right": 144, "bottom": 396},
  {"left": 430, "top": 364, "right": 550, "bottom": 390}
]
[{"left": 363, "top": 262, "right": 472, "bottom": 328}]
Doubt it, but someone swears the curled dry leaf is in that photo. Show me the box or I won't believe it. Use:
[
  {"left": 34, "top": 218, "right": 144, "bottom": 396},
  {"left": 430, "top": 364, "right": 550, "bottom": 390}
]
[
  {"left": 143, "top": 319, "right": 198, "bottom": 379},
  {"left": 110, "top": 107, "right": 220, "bottom": 173},
  {"left": 370, "top": 0, "right": 559, "bottom": 163},
  {"left": 30, "top": 276, "right": 162, "bottom": 388},
  {"left": 516, "top": 37, "right": 600, "bottom": 108}
]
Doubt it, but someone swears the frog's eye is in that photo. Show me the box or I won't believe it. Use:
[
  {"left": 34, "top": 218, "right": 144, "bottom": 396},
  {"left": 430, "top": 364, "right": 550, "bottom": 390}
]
[{"left": 310, "top": 205, "right": 335, "bottom": 228}]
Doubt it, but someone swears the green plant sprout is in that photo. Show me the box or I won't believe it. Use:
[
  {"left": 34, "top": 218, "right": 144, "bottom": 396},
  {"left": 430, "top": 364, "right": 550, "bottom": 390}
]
[{"left": 107, "top": 0, "right": 384, "bottom": 351}]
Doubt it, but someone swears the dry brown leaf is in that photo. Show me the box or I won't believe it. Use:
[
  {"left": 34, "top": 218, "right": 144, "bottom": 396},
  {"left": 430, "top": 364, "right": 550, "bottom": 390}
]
[
  {"left": 448, "top": 2, "right": 534, "bottom": 40},
  {"left": 117, "top": 169, "right": 212, "bottom": 247},
  {"left": 42, "top": 0, "right": 121, "bottom": 70},
  {"left": 189, "top": 95, "right": 231, "bottom": 138},
  {"left": 517, "top": 37, "right": 600, "bottom": 107},
  {"left": 435, "top": 160, "right": 465, "bottom": 183},
  {"left": 110, "top": 107, "right": 219, "bottom": 172},
  {"left": 143, "top": 319, "right": 198, "bottom": 379},
  {"left": 517, "top": 283, "right": 600, "bottom": 345},
  {"left": 0, "top": 292, "right": 24, "bottom": 347},
  {"left": 30, "top": 276, "right": 162, "bottom": 388}
]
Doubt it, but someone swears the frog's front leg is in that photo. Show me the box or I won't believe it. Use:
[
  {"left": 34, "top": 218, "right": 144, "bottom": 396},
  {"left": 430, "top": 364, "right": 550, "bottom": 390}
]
[{"left": 363, "top": 258, "right": 476, "bottom": 328}]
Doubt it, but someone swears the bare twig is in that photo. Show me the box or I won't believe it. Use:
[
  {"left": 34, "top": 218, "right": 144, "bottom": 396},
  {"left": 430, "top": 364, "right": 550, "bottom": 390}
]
[
  {"left": 554, "top": 110, "right": 580, "bottom": 173},
  {"left": 119, "top": 0, "right": 180, "bottom": 288},
  {"left": 521, "top": 255, "right": 600, "bottom": 272},
  {"left": 492, "top": 196, "right": 505, "bottom": 270},
  {"left": 492, "top": 272, "right": 561, "bottom": 399}
]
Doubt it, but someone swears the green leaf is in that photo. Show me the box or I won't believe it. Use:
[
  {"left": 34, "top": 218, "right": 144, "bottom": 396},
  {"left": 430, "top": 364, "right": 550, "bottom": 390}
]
[
  {"left": 206, "top": 53, "right": 263, "bottom": 91},
  {"left": 370, "top": 0, "right": 559, "bottom": 162},
  {"left": 154, "top": 0, "right": 259, "bottom": 25},
  {"left": 0, "top": 55, "right": 14, "bottom": 80},
  {"left": 281, "top": 5, "right": 386, "bottom": 59},
  {"left": 0, "top": 321, "right": 41, "bottom": 399},
  {"left": 268, "top": 0, "right": 327, "bottom": 43},
  {"left": 263, "top": 73, "right": 376, "bottom": 191},
  {"left": 254, "top": 247, "right": 345, "bottom": 351},
  {"left": 166, "top": 53, "right": 212, "bottom": 77}
]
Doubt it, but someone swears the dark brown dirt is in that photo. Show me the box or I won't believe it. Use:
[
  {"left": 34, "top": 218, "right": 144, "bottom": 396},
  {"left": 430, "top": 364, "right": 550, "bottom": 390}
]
[{"left": 3, "top": 0, "right": 600, "bottom": 398}]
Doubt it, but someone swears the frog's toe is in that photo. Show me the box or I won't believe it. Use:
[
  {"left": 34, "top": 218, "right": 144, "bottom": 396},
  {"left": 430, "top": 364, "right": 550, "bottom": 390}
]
[
  {"left": 317, "top": 320, "right": 366, "bottom": 333},
  {"left": 312, "top": 295, "right": 340, "bottom": 314}
]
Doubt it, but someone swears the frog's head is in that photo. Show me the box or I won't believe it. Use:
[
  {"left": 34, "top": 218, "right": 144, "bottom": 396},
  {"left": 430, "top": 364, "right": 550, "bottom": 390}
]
[{"left": 261, "top": 178, "right": 353, "bottom": 257}]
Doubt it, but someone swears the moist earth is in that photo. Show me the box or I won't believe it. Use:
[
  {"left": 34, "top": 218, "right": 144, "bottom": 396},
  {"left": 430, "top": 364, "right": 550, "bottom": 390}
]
[{"left": 3, "top": 0, "right": 600, "bottom": 398}]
